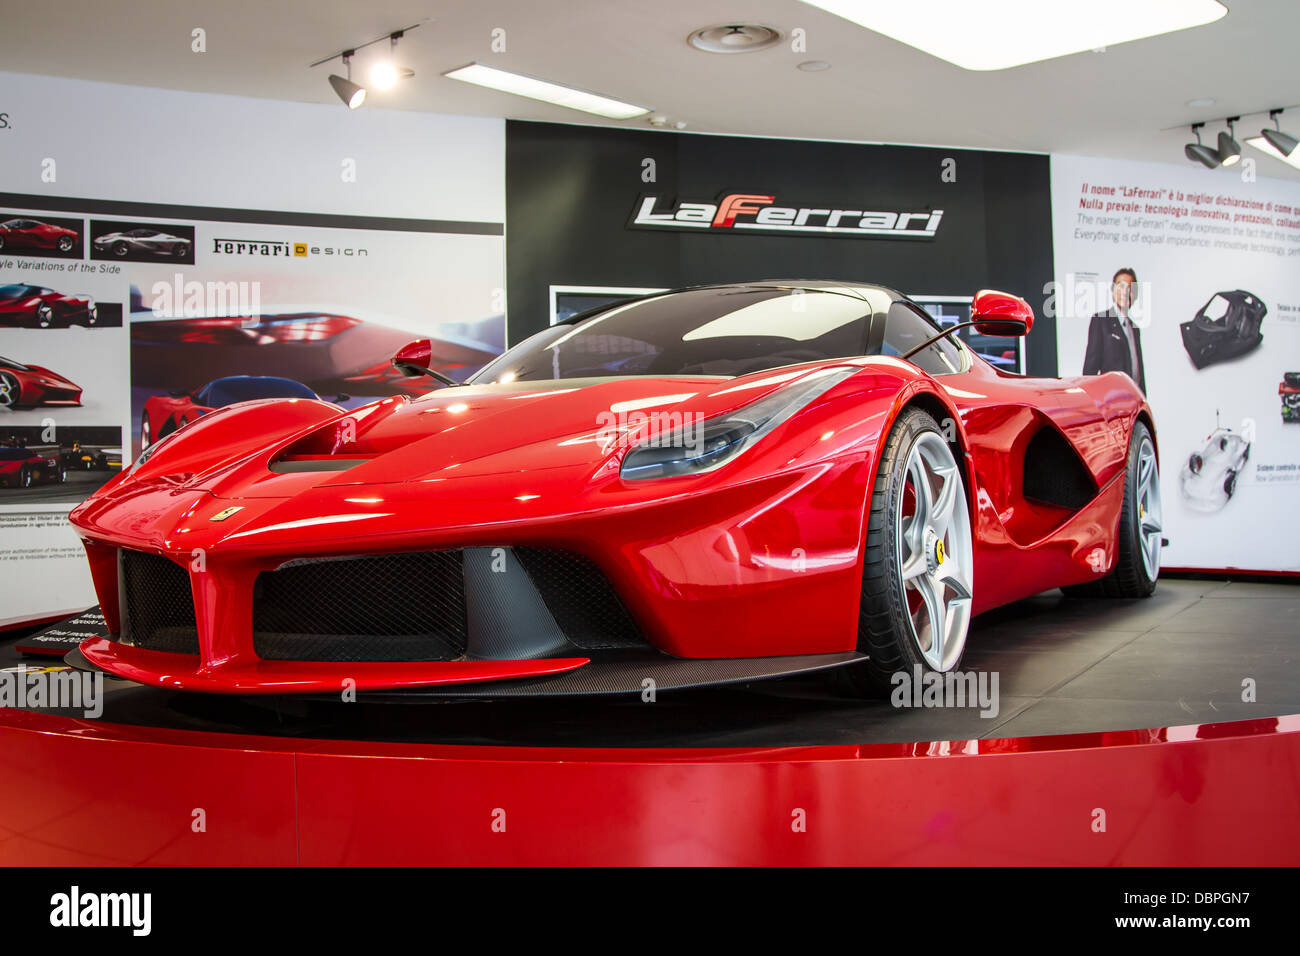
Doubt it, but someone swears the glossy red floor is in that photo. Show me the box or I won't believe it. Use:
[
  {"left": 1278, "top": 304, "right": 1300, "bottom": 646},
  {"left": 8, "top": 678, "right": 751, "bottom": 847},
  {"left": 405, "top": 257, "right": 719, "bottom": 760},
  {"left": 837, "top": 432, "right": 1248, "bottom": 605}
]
[{"left": 0, "top": 708, "right": 1297, "bottom": 865}]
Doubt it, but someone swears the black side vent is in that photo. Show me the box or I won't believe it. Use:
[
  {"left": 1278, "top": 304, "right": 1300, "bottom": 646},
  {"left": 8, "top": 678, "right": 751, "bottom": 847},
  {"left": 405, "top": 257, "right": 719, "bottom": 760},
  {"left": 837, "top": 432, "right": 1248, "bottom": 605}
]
[
  {"left": 1023, "top": 426, "right": 1098, "bottom": 511},
  {"left": 119, "top": 550, "right": 200, "bottom": 654},
  {"left": 513, "top": 547, "right": 646, "bottom": 651},
  {"left": 252, "top": 551, "right": 469, "bottom": 662}
]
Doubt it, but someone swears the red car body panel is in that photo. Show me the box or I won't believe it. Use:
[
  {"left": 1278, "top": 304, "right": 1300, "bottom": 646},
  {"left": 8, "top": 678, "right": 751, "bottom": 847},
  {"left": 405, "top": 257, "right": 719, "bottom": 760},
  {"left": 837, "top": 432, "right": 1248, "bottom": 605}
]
[
  {"left": 0, "top": 361, "right": 82, "bottom": 406},
  {"left": 70, "top": 309, "right": 1152, "bottom": 694},
  {"left": 0, "top": 219, "right": 78, "bottom": 252}
]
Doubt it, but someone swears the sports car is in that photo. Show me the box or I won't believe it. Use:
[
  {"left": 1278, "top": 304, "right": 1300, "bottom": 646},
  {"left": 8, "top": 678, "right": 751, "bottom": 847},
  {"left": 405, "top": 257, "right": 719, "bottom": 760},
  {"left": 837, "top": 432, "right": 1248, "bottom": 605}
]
[
  {"left": 141, "top": 376, "right": 328, "bottom": 450},
  {"left": 0, "top": 447, "right": 65, "bottom": 488},
  {"left": 62, "top": 443, "right": 123, "bottom": 471},
  {"left": 0, "top": 218, "right": 80, "bottom": 254},
  {"left": 0, "top": 357, "right": 83, "bottom": 408},
  {"left": 93, "top": 227, "right": 190, "bottom": 258},
  {"left": 69, "top": 281, "right": 1161, "bottom": 697},
  {"left": 130, "top": 309, "right": 497, "bottom": 395},
  {"left": 0, "top": 284, "right": 98, "bottom": 329},
  {"left": 1180, "top": 417, "right": 1249, "bottom": 512}
]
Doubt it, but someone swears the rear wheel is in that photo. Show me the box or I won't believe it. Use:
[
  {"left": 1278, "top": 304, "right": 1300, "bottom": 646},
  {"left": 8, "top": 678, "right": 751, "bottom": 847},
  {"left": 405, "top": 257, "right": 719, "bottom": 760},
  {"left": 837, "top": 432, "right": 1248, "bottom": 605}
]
[
  {"left": 836, "top": 407, "right": 974, "bottom": 696},
  {"left": 1064, "top": 421, "right": 1160, "bottom": 598},
  {"left": 19, "top": 467, "right": 32, "bottom": 489}
]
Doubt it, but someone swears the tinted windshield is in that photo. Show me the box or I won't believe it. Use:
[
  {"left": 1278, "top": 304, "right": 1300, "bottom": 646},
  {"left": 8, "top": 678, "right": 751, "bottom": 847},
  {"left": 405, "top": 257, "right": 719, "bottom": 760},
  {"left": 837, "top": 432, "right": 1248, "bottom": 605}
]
[
  {"left": 0, "top": 285, "right": 35, "bottom": 299},
  {"left": 472, "top": 286, "right": 888, "bottom": 383},
  {"left": 198, "top": 377, "right": 317, "bottom": 406}
]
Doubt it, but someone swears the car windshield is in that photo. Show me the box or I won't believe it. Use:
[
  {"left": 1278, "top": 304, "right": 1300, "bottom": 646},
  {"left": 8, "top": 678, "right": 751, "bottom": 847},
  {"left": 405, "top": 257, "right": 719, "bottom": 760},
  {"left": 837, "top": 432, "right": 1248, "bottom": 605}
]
[
  {"left": 0, "top": 285, "right": 35, "bottom": 299},
  {"left": 0, "top": 358, "right": 30, "bottom": 370},
  {"left": 198, "top": 377, "right": 317, "bottom": 406},
  {"left": 472, "top": 286, "right": 889, "bottom": 382}
]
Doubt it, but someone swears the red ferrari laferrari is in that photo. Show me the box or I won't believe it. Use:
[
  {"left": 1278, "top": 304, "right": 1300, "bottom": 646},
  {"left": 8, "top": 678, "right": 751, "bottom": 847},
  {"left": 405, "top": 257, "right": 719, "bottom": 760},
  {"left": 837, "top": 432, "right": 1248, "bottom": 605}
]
[
  {"left": 69, "top": 282, "right": 1161, "bottom": 697},
  {"left": 0, "top": 357, "right": 83, "bottom": 408},
  {"left": 0, "top": 217, "right": 79, "bottom": 254},
  {"left": 0, "top": 284, "right": 98, "bottom": 328}
]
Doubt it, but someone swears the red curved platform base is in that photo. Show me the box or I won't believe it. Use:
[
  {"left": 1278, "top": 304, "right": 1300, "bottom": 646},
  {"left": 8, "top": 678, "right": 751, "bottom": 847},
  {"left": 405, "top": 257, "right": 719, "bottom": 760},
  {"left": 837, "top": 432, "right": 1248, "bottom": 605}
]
[{"left": 1, "top": 708, "right": 1298, "bottom": 865}]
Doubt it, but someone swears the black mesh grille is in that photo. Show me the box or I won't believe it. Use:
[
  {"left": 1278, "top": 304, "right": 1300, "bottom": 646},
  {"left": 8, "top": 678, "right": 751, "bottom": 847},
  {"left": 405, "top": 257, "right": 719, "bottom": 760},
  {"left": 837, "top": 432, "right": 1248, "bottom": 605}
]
[
  {"left": 514, "top": 547, "right": 646, "bottom": 650},
  {"left": 119, "top": 550, "right": 200, "bottom": 654},
  {"left": 252, "top": 551, "right": 469, "bottom": 662}
]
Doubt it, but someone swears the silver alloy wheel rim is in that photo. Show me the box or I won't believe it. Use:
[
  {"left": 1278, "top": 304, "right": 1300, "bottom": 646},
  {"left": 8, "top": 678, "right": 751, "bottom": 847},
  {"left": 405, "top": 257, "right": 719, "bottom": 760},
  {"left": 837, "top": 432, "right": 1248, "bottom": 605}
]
[
  {"left": 0, "top": 374, "right": 15, "bottom": 407},
  {"left": 37, "top": 305, "right": 51, "bottom": 327},
  {"left": 141, "top": 414, "right": 151, "bottom": 450},
  {"left": 1136, "top": 436, "right": 1162, "bottom": 579},
  {"left": 896, "top": 431, "right": 974, "bottom": 671}
]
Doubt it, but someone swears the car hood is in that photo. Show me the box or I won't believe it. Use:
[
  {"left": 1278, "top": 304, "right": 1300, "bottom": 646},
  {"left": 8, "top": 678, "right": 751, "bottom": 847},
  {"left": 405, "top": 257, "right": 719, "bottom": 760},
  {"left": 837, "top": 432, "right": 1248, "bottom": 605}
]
[{"left": 163, "top": 365, "right": 858, "bottom": 499}]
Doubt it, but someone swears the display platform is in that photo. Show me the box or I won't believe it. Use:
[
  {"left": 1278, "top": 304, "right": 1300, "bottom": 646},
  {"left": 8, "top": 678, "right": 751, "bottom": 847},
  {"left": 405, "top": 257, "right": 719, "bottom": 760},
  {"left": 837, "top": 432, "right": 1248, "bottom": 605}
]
[{"left": 1, "top": 577, "right": 1298, "bottom": 864}]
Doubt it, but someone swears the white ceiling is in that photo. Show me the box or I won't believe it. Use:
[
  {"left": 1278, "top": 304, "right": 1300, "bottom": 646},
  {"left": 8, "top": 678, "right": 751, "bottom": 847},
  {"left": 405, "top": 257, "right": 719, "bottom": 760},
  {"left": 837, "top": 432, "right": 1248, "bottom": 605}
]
[{"left": 5, "top": 0, "right": 1299, "bottom": 178}]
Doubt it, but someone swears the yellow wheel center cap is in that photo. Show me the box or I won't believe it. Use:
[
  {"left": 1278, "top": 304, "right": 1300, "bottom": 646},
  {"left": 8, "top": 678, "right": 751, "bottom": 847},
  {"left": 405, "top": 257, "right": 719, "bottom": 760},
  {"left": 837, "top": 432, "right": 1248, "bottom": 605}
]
[{"left": 935, "top": 540, "right": 945, "bottom": 565}]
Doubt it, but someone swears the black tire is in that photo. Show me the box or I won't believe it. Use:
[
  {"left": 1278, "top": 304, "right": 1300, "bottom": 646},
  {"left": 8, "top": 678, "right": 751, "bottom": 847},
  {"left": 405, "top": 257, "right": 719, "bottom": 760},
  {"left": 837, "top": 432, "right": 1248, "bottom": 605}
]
[
  {"left": 140, "top": 411, "right": 151, "bottom": 451},
  {"left": 57, "top": 235, "right": 74, "bottom": 252},
  {"left": 20, "top": 467, "right": 32, "bottom": 489},
  {"left": 113, "top": 241, "right": 129, "bottom": 257},
  {"left": 1224, "top": 472, "right": 1237, "bottom": 498},
  {"left": 834, "top": 407, "right": 970, "bottom": 696},
  {"left": 35, "top": 304, "right": 54, "bottom": 329},
  {"left": 1189, "top": 453, "right": 1202, "bottom": 475},
  {"left": 1063, "top": 420, "right": 1158, "bottom": 599},
  {"left": 56, "top": 468, "right": 66, "bottom": 484},
  {"left": 174, "top": 243, "right": 188, "bottom": 257},
  {"left": 0, "top": 235, "right": 6, "bottom": 251}
]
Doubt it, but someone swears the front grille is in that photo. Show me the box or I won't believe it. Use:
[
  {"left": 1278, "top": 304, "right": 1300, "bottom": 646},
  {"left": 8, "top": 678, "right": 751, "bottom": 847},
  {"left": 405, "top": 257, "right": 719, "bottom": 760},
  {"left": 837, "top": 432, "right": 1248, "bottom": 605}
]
[
  {"left": 119, "top": 550, "right": 200, "bottom": 654},
  {"left": 252, "top": 551, "right": 469, "bottom": 662},
  {"left": 514, "top": 547, "right": 646, "bottom": 650}
]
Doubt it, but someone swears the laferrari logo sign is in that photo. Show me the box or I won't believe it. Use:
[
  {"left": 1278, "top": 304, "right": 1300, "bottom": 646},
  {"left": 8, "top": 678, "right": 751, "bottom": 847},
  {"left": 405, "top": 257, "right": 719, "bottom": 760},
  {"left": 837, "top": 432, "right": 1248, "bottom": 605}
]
[{"left": 629, "top": 193, "right": 944, "bottom": 239}]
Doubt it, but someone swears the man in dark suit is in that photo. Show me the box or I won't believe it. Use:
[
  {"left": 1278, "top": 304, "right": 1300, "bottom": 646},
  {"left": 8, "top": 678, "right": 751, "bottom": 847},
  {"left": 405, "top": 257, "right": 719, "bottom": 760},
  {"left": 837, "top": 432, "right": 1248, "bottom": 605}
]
[{"left": 1083, "top": 267, "right": 1146, "bottom": 393}]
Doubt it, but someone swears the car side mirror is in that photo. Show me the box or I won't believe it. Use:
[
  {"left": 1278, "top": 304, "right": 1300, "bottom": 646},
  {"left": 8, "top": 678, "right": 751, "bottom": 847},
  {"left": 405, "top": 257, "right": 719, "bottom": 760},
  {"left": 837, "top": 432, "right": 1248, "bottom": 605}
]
[
  {"left": 392, "top": 339, "right": 433, "bottom": 378},
  {"left": 972, "top": 290, "right": 1034, "bottom": 337}
]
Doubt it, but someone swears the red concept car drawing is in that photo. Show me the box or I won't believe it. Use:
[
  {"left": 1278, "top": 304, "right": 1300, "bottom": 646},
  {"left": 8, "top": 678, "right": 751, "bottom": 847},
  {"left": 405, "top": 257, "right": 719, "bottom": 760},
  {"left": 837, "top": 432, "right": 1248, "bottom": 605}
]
[
  {"left": 0, "top": 447, "right": 65, "bottom": 488},
  {"left": 0, "top": 217, "right": 79, "bottom": 254},
  {"left": 0, "top": 284, "right": 98, "bottom": 329},
  {"left": 70, "top": 282, "right": 1161, "bottom": 697},
  {"left": 130, "top": 311, "right": 497, "bottom": 394},
  {"left": 141, "top": 375, "right": 325, "bottom": 451},
  {"left": 0, "top": 357, "right": 83, "bottom": 408}
]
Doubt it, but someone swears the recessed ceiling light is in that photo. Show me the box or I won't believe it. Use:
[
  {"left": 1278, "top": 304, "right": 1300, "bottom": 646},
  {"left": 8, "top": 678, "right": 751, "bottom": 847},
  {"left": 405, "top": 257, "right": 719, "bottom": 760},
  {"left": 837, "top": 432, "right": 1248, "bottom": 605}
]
[
  {"left": 798, "top": 60, "right": 832, "bottom": 72},
  {"left": 442, "top": 63, "right": 650, "bottom": 119},
  {"left": 1246, "top": 136, "right": 1300, "bottom": 170},
  {"left": 798, "top": 0, "right": 1228, "bottom": 70},
  {"left": 689, "top": 24, "right": 782, "bottom": 53},
  {"left": 1186, "top": 97, "right": 1216, "bottom": 108}
]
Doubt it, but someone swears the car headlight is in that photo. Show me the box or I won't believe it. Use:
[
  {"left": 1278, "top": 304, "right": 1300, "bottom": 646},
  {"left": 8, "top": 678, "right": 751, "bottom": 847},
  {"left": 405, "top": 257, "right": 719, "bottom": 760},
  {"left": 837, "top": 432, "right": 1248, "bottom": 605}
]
[{"left": 620, "top": 366, "right": 857, "bottom": 481}]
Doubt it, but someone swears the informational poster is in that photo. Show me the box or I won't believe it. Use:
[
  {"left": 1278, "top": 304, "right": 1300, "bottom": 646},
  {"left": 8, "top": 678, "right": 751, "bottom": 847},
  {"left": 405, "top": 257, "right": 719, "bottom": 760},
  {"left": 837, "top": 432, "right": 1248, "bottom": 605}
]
[
  {"left": 1051, "top": 153, "right": 1300, "bottom": 573},
  {"left": 0, "top": 73, "right": 505, "bottom": 624}
]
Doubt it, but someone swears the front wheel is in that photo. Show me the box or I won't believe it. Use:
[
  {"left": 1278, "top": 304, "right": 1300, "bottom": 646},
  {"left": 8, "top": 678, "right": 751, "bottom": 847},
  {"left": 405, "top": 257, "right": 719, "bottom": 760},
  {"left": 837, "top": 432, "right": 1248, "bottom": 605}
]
[
  {"left": 0, "top": 371, "right": 19, "bottom": 408},
  {"left": 836, "top": 407, "right": 974, "bottom": 696},
  {"left": 57, "top": 235, "right": 74, "bottom": 252},
  {"left": 35, "top": 303, "right": 54, "bottom": 329}
]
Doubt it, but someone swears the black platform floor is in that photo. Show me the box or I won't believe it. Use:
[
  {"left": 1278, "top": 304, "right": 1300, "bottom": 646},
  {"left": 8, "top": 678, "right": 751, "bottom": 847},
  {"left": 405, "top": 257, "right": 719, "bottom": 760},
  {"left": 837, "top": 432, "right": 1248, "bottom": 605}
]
[{"left": 3, "top": 577, "right": 1297, "bottom": 749}]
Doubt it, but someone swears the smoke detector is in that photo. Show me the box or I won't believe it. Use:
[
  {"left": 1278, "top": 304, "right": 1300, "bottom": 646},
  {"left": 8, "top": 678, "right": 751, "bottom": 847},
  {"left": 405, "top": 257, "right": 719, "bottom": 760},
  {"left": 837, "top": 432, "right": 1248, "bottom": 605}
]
[{"left": 688, "top": 24, "right": 782, "bottom": 54}]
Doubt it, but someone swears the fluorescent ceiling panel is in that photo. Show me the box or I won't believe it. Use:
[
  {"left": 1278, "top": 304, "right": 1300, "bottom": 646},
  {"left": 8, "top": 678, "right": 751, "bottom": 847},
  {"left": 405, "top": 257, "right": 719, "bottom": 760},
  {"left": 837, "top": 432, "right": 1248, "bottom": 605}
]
[
  {"left": 1245, "top": 135, "right": 1300, "bottom": 170},
  {"left": 443, "top": 63, "right": 650, "bottom": 119},
  {"left": 800, "top": 0, "right": 1228, "bottom": 70}
]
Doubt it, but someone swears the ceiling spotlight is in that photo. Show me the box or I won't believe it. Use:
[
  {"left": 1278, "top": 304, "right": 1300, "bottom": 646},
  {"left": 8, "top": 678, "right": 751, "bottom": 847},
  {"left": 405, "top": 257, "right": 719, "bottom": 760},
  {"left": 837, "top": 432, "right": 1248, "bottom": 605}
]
[
  {"left": 1217, "top": 117, "right": 1241, "bottom": 166},
  {"left": 1184, "top": 123, "right": 1220, "bottom": 169},
  {"left": 328, "top": 52, "right": 366, "bottom": 109},
  {"left": 1260, "top": 109, "right": 1299, "bottom": 158},
  {"left": 370, "top": 31, "right": 414, "bottom": 91}
]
